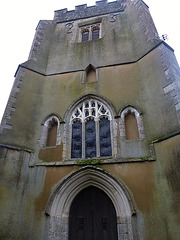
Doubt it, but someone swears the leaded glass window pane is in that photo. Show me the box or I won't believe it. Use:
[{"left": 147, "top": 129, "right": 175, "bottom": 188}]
[
  {"left": 71, "top": 121, "right": 82, "bottom": 158},
  {"left": 85, "top": 119, "right": 96, "bottom": 158},
  {"left": 99, "top": 118, "right": 112, "bottom": 157}
]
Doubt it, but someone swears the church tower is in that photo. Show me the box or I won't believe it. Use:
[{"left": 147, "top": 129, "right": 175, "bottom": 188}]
[{"left": 0, "top": 1, "right": 180, "bottom": 239}]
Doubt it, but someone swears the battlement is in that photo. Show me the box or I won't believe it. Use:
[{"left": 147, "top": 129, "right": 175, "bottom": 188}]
[{"left": 54, "top": 0, "right": 126, "bottom": 23}]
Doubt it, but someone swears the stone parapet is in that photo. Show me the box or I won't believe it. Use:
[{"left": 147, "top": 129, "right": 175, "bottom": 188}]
[{"left": 54, "top": 0, "right": 125, "bottom": 22}]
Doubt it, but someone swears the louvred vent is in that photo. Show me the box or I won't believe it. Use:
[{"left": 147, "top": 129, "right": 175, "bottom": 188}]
[
  {"left": 92, "top": 29, "right": 99, "bottom": 40},
  {"left": 82, "top": 31, "right": 89, "bottom": 42}
]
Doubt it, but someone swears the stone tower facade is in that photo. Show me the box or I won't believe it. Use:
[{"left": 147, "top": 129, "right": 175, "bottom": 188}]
[{"left": 0, "top": 0, "right": 180, "bottom": 239}]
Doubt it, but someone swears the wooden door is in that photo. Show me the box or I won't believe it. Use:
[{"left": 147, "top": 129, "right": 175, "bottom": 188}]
[{"left": 69, "top": 186, "right": 118, "bottom": 240}]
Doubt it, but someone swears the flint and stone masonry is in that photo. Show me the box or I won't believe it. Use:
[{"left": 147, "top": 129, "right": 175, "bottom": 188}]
[{"left": 0, "top": 0, "right": 180, "bottom": 239}]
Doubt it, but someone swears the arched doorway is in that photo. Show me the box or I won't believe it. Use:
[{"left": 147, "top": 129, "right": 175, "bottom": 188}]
[
  {"left": 69, "top": 186, "right": 118, "bottom": 240},
  {"left": 45, "top": 166, "right": 136, "bottom": 240}
]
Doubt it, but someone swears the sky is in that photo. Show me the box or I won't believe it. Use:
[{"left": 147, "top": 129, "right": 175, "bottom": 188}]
[{"left": 0, "top": 0, "right": 180, "bottom": 122}]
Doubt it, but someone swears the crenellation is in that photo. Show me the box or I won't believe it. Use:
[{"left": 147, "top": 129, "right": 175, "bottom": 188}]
[
  {"left": 96, "top": 0, "right": 108, "bottom": 7},
  {"left": 75, "top": 4, "right": 87, "bottom": 11},
  {"left": 54, "top": 0, "right": 125, "bottom": 22}
]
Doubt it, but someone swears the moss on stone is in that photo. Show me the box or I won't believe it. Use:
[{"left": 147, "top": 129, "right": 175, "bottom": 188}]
[{"left": 75, "top": 158, "right": 103, "bottom": 165}]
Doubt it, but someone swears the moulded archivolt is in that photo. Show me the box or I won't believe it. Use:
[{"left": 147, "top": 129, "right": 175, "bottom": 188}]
[
  {"left": 45, "top": 166, "right": 136, "bottom": 240},
  {"left": 63, "top": 95, "right": 117, "bottom": 159}
]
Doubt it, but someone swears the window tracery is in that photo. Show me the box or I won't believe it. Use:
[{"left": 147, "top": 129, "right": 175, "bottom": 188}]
[
  {"left": 70, "top": 99, "right": 112, "bottom": 159},
  {"left": 71, "top": 99, "right": 111, "bottom": 123}
]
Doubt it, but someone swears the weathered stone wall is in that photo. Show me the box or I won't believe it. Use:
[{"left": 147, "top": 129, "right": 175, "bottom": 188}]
[
  {"left": 0, "top": 146, "right": 46, "bottom": 239},
  {"left": 0, "top": 135, "right": 179, "bottom": 239},
  {"left": 20, "top": 0, "right": 161, "bottom": 75},
  {"left": 0, "top": 0, "right": 180, "bottom": 239},
  {"left": 1, "top": 47, "right": 179, "bottom": 150}
]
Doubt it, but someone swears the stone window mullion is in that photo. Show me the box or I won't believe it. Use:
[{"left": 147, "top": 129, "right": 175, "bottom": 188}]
[
  {"left": 82, "top": 121, "right": 85, "bottom": 158},
  {"left": 89, "top": 27, "right": 92, "bottom": 40},
  {"left": 96, "top": 119, "right": 100, "bottom": 157},
  {"left": 82, "top": 102, "right": 85, "bottom": 158}
]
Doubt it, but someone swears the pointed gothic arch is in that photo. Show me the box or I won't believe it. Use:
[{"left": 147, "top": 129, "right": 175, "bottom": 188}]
[
  {"left": 119, "top": 106, "right": 145, "bottom": 140},
  {"left": 63, "top": 94, "right": 117, "bottom": 160},
  {"left": 45, "top": 166, "right": 136, "bottom": 240},
  {"left": 82, "top": 64, "right": 98, "bottom": 83},
  {"left": 40, "top": 114, "right": 62, "bottom": 147},
  {"left": 86, "top": 64, "right": 96, "bottom": 83}
]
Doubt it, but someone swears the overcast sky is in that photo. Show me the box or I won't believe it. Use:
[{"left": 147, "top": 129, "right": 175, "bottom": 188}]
[{"left": 0, "top": 0, "right": 180, "bottom": 122}]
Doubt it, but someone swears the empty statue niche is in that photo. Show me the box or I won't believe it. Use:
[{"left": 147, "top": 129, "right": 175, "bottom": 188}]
[
  {"left": 125, "top": 111, "right": 139, "bottom": 140},
  {"left": 46, "top": 118, "right": 58, "bottom": 146},
  {"left": 86, "top": 64, "right": 96, "bottom": 83}
]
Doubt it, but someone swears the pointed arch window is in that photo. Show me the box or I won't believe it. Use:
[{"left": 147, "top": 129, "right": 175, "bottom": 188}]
[
  {"left": 85, "top": 64, "right": 96, "bottom": 83},
  {"left": 120, "top": 106, "right": 145, "bottom": 140},
  {"left": 70, "top": 99, "right": 112, "bottom": 159},
  {"left": 40, "top": 115, "right": 61, "bottom": 148}
]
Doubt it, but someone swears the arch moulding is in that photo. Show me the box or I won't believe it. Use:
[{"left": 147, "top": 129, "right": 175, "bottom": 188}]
[{"left": 45, "top": 166, "right": 136, "bottom": 240}]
